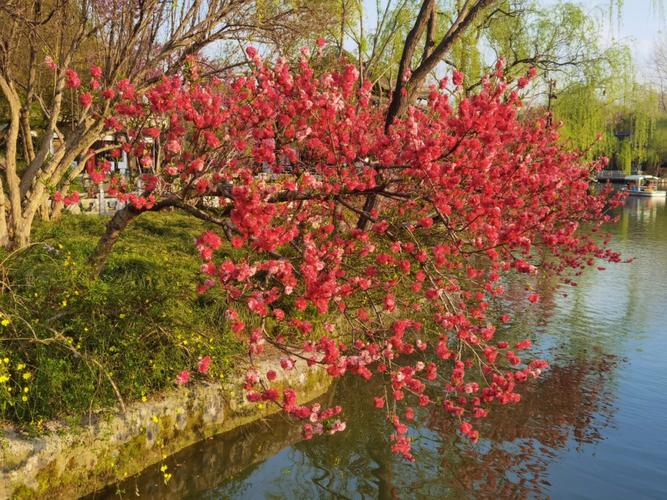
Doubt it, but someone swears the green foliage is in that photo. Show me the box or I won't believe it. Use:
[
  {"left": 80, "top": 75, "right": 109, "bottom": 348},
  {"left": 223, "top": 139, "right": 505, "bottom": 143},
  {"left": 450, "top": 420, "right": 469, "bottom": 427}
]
[
  {"left": 0, "top": 212, "right": 243, "bottom": 427},
  {"left": 450, "top": 18, "right": 483, "bottom": 83},
  {"left": 493, "top": 2, "right": 660, "bottom": 172},
  {"left": 363, "top": 1, "right": 418, "bottom": 84},
  {"left": 554, "top": 79, "right": 661, "bottom": 172},
  {"left": 651, "top": 114, "right": 667, "bottom": 164}
]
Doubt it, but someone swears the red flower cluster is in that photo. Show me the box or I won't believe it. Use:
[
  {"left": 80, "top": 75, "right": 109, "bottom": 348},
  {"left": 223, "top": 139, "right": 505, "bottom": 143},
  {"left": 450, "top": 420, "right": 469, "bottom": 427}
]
[
  {"left": 68, "top": 47, "right": 622, "bottom": 460},
  {"left": 65, "top": 68, "right": 81, "bottom": 88},
  {"left": 53, "top": 190, "right": 81, "bottom": 207}
]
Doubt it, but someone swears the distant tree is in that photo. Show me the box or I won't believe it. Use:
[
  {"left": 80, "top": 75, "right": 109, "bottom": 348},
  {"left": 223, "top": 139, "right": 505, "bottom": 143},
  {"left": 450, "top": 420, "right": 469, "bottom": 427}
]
[{"left": 0, "top": 0, "right": 344, "bottom": 248}]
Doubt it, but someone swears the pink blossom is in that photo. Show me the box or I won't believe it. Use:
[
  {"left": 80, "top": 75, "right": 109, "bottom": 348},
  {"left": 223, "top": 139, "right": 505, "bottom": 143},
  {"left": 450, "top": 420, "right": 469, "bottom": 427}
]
[
  {"left": 199, "top": 231, "right": 222, "bottom": 250},
  {"left": 65, "top": 68, "right": 81, "bottom": 88},
  {"left": 165, "top": 140, "right": 181, "bottom": 154},
  {"left": 44, "top": 56, "right": 57, "bottom": 71},
  {"left": 64, "top": 192, "right": 80, "bottom": 206},
  {"left": 175, "top": 370, "right": 191, "bottom": 385},
  {"left": 90, "top": 64, "right": 102, "bottom": 79},
  {"left": 197, "top": 355, "right": 212, "bottom": 374},
  {"left": 280, "top": 357, "right": 295, "bottom": 370},
  {"left": 79, "top": 92, "right": 92, "bottom": 107}
]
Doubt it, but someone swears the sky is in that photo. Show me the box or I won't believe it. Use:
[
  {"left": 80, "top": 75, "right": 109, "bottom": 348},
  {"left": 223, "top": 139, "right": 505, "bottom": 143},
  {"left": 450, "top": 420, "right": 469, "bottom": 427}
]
[{"left": 540, "top": 0, "right": 665, "bottom": 77}]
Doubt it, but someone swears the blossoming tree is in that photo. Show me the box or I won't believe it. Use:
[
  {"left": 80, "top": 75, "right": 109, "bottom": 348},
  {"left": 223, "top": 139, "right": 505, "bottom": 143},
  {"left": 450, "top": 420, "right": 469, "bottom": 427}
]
[{"left": 62, "top": 37, "right": 624, "bottom": 459}]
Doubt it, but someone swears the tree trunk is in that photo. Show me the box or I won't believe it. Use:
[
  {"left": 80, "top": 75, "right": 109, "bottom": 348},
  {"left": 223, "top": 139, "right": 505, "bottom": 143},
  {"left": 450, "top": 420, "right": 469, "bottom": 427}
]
[
  {"left": 11, "top": 219, "right": 31, "bottom": 250},
  {"left": 356, "top": 0, "right": 435, "bottom": 231},
  {"left": 51, "top": 200, "right": 65, "bottom": 221},
  {"left": 89, "top": 206, "right": 142, "bottom": 275},
  {"left": 51, "top": 176, "right": 73, "bottom": 221},
  {"left": 89, "top": 197, "right": 178, "bottom": 276},
  {"left": 0, "top": 179, "right": 9, "bottom": 248},
  {"left": 38, "top": 197, "right": 50, "bottom": 221}
]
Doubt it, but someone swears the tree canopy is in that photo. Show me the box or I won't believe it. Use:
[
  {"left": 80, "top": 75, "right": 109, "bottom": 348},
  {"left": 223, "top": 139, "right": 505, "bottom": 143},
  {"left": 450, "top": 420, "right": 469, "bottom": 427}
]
[{"left": 58, "top": 48, "right": 623, "bottom": 457}]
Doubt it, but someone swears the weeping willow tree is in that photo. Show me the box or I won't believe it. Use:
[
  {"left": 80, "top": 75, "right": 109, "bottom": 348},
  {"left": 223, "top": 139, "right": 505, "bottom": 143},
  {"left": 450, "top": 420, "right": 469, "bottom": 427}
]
[
  {"left": 554, "top": 78, "right": 660, "bottom": 173},
  {"left": 595, "top": 0, "right": 663, "bottom": 173},
  {"left": 449, "top": 21, "right": 483, "bottom": 81},
  {"left": 628, "top": 88, "right": 660, "bottom": 172},
  {"left": 553, "top": 83, "right": 616, "bottom": 158},
  {"left": 550, "top": 42, "right": 633, "bottom": 161},
  {"left": 608, "top": 0, "right": 664, "bottom": 26}
]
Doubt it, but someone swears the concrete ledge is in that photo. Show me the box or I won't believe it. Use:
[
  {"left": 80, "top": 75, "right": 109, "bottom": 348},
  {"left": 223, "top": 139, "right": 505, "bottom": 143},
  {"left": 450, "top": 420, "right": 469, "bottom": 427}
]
[{"left": 0, "top": 357, "right": 331, "bottom": 499}]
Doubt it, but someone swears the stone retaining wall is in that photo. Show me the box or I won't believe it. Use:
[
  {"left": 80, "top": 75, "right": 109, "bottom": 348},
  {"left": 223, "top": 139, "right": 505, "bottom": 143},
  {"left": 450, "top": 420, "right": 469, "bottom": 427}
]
[{"left": 0, "top": 357, "right": 331, "bottom": 499}]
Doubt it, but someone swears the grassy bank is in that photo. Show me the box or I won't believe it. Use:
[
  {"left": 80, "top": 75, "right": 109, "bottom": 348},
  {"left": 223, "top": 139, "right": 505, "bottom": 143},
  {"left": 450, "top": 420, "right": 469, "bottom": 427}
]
[{"left": 0, "top": 212, "right": 244, "bottom": 429}]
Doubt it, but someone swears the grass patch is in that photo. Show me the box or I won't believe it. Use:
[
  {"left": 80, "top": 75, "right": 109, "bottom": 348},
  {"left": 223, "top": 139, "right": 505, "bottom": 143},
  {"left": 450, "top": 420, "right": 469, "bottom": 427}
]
[{"left": 0, "top": 211, "right": 244, "bottom": 428}]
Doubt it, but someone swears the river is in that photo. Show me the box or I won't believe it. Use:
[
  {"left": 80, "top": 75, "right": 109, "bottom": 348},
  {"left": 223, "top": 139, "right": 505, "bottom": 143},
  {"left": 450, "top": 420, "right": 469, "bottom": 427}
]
[{"left": 93, "top": 196, "right": 667, "bottom": 499}]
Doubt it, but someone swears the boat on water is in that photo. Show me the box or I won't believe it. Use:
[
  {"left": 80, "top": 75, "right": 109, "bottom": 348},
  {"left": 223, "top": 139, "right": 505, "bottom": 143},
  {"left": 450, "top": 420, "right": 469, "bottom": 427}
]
[{"left": 624, "top": 175, "right": 666, "bottom": 197}]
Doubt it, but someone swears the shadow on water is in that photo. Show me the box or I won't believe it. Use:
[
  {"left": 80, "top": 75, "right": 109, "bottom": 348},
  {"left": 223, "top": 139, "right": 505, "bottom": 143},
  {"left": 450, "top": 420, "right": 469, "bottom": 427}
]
[{"left": 92, "top": 196, "right": 667, "bottom": 499}]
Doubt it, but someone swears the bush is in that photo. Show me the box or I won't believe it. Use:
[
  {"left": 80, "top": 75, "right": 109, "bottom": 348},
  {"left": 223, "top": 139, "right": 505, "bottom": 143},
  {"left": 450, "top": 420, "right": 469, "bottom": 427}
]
[{"left": 0, "top": 212, "right": 243, "bottom": 428}]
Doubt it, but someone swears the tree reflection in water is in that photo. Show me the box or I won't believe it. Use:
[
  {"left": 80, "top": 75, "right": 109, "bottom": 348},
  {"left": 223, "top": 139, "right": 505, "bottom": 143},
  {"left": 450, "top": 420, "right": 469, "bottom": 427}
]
[
  {"left": 418, "top": 353, "right": 618, "bottom": 498},
  {"left": 89, "top": 275, "right": 621, "bottom": 500},
  {"left": 275, "top": 346, "right": 618, "bottom": 499}
]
